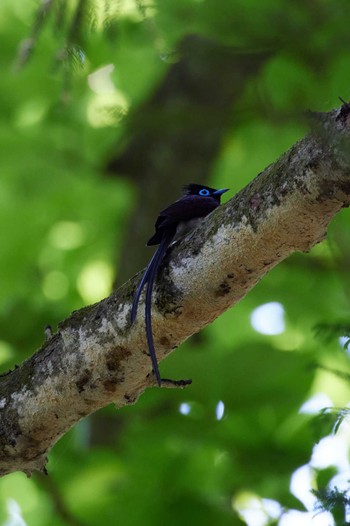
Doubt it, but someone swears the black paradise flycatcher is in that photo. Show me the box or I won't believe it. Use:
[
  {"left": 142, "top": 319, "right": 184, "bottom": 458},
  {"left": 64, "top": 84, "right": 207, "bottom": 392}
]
[{"left": 131, "top": 184, "right": 229, "bottom": 386}]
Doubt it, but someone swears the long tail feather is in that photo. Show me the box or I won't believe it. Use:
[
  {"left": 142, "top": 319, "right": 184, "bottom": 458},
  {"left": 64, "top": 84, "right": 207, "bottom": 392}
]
[
  {"left": 144, "top": 230, "right": 175, "bottom": 385},
  {"left": 131, "top": 248, "right": 159, "bottom": 324}
]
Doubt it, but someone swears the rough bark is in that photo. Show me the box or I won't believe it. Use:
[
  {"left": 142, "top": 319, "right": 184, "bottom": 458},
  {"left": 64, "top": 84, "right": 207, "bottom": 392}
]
[{"left": 1, "top": 104, "right": 350, "bottom": 477}]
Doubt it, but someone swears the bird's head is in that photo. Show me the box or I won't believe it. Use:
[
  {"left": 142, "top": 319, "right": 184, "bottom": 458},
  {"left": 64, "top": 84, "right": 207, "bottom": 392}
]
[{"left": 182, "top": 184, "right": 229, "bottom": 202}]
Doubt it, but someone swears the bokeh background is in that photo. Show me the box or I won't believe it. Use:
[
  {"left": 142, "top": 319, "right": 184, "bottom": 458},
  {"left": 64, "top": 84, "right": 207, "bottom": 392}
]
[{"left": 1, "top": 1, "right": 350, "bottom": 525}]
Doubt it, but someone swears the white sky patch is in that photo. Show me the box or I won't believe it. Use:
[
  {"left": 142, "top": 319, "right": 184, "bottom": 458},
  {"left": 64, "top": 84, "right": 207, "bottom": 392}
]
[
  {"left": 329, "top": 471, "right": 350, "bottom": 492},
  {"left": 234, "top": 495, "right": 282, "bottom": 526},
  {"left": 4, "top": 499, "right": 27, "bottom": 526},
  {"left": 179, "top": 403, "right": 191, "bottom": 415},
  {"left": 216, "top": 400, "right": 225, "bottom": 420},
  {"left": 339, "top": 336, "right": 349, "bottom": 347},
  {"left": 339, "top": 336, "right": 350, "bottom": 357},
  {"left": 88, "top": 64, "right": 116, "bottom": 94},
  {"left": 238, "top": 506, "right": 268, "bottom": 526},
  {"left": 279, "top": 510, "right": 334, "bottom": 526},
  {"left": 299, "top": 393, "right": 333, "bottom": 415},
  {"left": 311, "top": 433, "right": 350, "bottom": 471},
  {"left": 327, "top": 473, "right": 350, "bottom": 524},
  {"left": 86, "top": 66, "right": 129, "bottom": 128},
  {"left": 290, "top": 423, "right": 350, "bottom": 520},
  {"left": 250, "top": 302, "right": 285, "bottom": 335},
  {"left": 290, "top": 464, "right": 316, "bottom": 511},
  {"left": 261, "top": 499, "right": 282, "bottom": 521}
]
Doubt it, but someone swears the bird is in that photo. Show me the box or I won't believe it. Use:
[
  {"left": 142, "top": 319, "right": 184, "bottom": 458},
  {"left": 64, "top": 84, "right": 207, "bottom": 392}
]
[{"left": 131, "top": 183, "right": 229, "bottom": 386}]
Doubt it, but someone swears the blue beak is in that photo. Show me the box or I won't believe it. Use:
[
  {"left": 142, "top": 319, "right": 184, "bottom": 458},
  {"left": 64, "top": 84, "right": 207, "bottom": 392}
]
[{"left": 213, "top": 188, "right": 229, "bottom": 196}]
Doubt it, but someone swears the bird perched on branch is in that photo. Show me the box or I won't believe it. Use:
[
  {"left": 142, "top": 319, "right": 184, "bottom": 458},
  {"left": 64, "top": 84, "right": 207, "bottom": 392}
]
[{"left": 131, "top": 183, "right": 229, "bottom": 386}]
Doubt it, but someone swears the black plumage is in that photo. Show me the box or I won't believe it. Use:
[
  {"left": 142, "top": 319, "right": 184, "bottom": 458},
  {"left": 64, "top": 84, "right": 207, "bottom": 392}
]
[{"left": 131, "top": 183, "right": 228, "bottom": 385}]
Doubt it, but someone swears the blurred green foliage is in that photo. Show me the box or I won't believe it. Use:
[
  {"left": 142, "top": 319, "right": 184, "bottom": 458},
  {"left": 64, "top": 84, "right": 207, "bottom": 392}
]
[{"left": 1, "top": 1, "right": 350, "bottom": 525}]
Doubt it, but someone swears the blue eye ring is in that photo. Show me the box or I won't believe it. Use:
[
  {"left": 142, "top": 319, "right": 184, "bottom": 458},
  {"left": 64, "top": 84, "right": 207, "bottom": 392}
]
[{"left": 199, "top": 188, "right": 210, "bottom": 196}]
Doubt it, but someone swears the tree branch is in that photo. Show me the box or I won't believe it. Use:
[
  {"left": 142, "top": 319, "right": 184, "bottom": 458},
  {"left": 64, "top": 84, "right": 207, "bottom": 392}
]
[{"left": 1, "top": 104, "right": 350, "bottom": 477}]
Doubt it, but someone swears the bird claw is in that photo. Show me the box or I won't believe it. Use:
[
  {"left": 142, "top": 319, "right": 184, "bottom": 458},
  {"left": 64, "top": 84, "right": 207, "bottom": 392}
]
[
  {"left": 160, "top": 377, "right": 192, "bottom": 388},
  {"left": 146, "top": 371, "right": 192, "bottom": 388}
]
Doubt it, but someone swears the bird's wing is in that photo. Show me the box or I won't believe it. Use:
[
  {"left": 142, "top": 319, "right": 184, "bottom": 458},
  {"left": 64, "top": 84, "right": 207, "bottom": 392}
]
[
  {"left": 154, "top": 195, "right": 218, "bottom": 231},
  {"left": 147, "top": 196, "right": 218, "bottom": 245}
]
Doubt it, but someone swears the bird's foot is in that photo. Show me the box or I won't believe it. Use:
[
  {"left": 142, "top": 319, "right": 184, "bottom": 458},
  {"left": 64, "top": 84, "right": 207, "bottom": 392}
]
[
  {"left": 160, "top": 377, "right": 192, "bottom": 388},
  {"left": 146, "top": 371, "right": 192, "bottom": 388}
]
